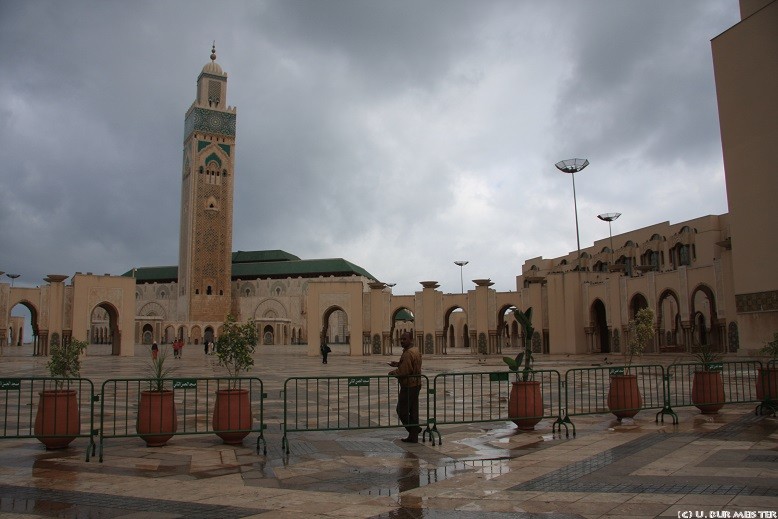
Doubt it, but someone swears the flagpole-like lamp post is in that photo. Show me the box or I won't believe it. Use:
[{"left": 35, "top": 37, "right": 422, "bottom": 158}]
[
  {"left": 6, "top": 274, "right": 20, "bottom": 287},
  {"left": 555, "top": 159, "right": 589, "bottom": 270},
  {"left": 454, "top": 261, "right": 469, "bottom": 294},
  {"left": 597, "top": 213, "right": 621, "bottom": 265}
]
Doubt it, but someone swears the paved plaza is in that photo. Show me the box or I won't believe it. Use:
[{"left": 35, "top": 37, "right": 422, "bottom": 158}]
[{"left": 0, "top": 343, "right": 776, "bottom": 518}]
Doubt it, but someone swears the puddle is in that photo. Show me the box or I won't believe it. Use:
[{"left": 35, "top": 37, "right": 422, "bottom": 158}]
[{"left": 357, "top": 457, "right": 515, "bottom": 496}]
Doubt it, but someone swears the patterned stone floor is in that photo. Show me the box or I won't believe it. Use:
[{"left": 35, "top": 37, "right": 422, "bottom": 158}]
[{"left": 0, "top": 343, "right": 776, "bottom": 518}]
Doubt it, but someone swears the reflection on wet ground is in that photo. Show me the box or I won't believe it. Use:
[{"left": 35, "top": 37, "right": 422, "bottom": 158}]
[{"left": 1, "top": 346, "right": 777, "bottom": 518}]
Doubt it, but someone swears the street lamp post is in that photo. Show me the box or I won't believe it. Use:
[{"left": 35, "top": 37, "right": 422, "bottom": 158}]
[
  {"left": 555, "top": 159, "right": 589, "bottom": 270},
  {"left": 6, "top": 274, "right": 20, "bottom": 287},
  {"left": 597, "top": 213, "right": 621, "bottom": 265},
  {"left": 454, "top": 261, "right": 469, "bottom": 294}
]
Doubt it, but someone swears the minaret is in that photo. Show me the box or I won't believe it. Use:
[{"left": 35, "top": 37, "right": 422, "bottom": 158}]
[{"left": 178, "top": 44, "right": 236, "bottom": 323}]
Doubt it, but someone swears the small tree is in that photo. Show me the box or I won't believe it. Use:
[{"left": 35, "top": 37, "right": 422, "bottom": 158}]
[
  {"left": 47, "top": 338, "right": 87, "bottom": 389},
  {"left": 503, "top": 307, "right": 535, "bottom": 381},
  {"left": 625, "top": 308, "right": 654, "bottom": 372},
  {"left": 145, "top": 347, "right": 175, "bottom": 392},
  {"left": 762, "top": 332, "right": 778, "bottom": 362},
  {"left": 216, "top": 315, "right": 258, "bottom": 388},
  {"left": 690, "top": 323, "right": 721, "bottom": 371}
]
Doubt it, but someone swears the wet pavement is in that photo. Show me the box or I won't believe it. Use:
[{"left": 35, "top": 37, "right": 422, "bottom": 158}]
[{"left": 0, "top": 343, "right": 776, "bottom": 518}]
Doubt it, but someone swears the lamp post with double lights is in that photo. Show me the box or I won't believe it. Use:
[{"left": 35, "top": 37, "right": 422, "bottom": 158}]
[
  {"left": 454, "top": 261, "right": 469, "bottom": 294},
  {"left": 597, "top": 213, "right": 621, "bottom": 265},
  {"left": 555, "top": 159, "right": 589, "bottom": 271}
]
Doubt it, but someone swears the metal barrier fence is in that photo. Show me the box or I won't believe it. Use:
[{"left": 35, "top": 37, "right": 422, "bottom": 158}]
[
  {"left": 0, "top": 377, "right": 96, "bottom": 461},
  {"left": 663, "top": 361, "right": 762, "bottom": 421},
  {"left": 4, "top": 362, "right": 776, "bottom": 461},
  {"left": 430, "top": 370, "right": 567, "bottom": 439},
  {"left": 99, "top": 377, "right": 266, "bottom": 462},
  {"left": 562, "top": 364, "right": 667, "bottom": 434},
  {"left": 281, "top": 375, "right": 433, "bottom": 454},
  {"left": 757, "top": 359, "right": 777, "bottom": 415}
]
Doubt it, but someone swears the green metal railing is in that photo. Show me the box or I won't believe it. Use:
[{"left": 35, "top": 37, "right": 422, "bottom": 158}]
[
  {"left": 430, "top": 369, "right": 567, "bottom": 439},
  {"left": 281, "top": 375, "right": 434, "bottom": 454},
  {"left": 4, "top": 361, "right": 775, "bottom": 461},
  {"left": 561, "top": 364, "right": 667, "bottom": 434},
  {"left": 662, "top": 361, "right": 762, "bottom": 422},
  {"left": 756, "top": 360, "right": 777, "bottom": 415},
  {"left": 0, "top": 377, "right": 96, "bottom": 461},
  {"left": 99, "top": 377, "right": 266, "bottom": 461}
]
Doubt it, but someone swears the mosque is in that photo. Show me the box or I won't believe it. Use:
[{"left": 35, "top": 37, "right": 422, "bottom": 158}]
[{"left": 1, "top": 0, "right": 776, "bottom": 359}]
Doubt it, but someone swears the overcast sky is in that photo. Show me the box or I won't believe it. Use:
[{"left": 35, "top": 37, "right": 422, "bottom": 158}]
[{"left": 0, "top": 0, "right": 738, "bottom": 296}]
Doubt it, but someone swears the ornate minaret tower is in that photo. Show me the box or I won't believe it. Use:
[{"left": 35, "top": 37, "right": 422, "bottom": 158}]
[{"left": 178, "top": 45, "right": 236, "bottom": 322}]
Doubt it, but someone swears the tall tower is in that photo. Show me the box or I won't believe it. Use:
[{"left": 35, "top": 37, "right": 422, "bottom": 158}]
[{"left": 178, "top": 45, "right": 236, "bottom": 322}]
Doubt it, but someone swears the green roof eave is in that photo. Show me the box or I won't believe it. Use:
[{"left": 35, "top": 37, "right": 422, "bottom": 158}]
[
  {"left": 231, "top": 250, "right": 301, "bottom": 264},
  {"left": 123, "top": 253, "right": 377, "bottom": 284},
  {"left": 231, "top": 258, "right": 376, "bottom": 281},
  {"left": 122, "top": 266, "right": 178, "bottom": 283}
]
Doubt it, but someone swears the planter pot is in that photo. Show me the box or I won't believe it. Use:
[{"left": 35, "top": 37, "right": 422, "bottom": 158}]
[
  {"left": 508, "top": 380, "right": 543, "bottom": 430},
  {"left": 34, "top": 389, "right": 80, "bottom": 449},
  {"left": 607, "top": 374, "right": 642, "bottom": 419},
  {"left": 756, "top": 367, "right": 778, "bottom": 403},
  {"left": 136, "top": 390, "right": 177, "bottom": 447},
  {"left": 213, "top": 388, "right": 252, "bottom": 444},
  {"left": 692, "top": 370, "right": 725, "bottom": 414}
]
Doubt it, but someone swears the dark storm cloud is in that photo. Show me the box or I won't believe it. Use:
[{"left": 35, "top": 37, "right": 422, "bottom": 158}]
[
  {"left": 0, "top": 1, "right": 737, "bottom": 294},
  {"left": 552, "top": 1, "right": 730, "bottom": 165}
]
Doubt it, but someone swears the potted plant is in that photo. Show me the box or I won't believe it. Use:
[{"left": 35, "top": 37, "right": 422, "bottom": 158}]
[
  {"left": 502, "top": 307, "right": 543, "bottom": 430},
  {"left": 608, "top": 308, "right": 654, "bottom": 420},
  {"left": 213, "top": 315, "right": 258, "bottom": 444},
  {"left": 690, "top": 331, "right": 725, "bottom": 414},
  {"left": 136, "top": 347, "right": 177, "bottom": 446},
  {"left": 34, "top": 337, "right": 87, "bottom": 449},
  {"left": 756, "top": 332, "right": 778, "bottom": 408}
]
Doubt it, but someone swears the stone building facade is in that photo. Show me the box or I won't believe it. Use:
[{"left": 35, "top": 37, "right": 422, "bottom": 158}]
[{"left": 3, "top": 4, "right": 776, "bottom": 358}]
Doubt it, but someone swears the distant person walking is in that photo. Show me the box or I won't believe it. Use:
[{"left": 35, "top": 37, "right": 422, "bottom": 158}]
[
  {"left": 320, "top": 338, "right": 331, "bottom": 364},
  {"left": 388, "top": 331, "right": 423, "bottom": 443},
  {"left": 173, "top": 338, "right": 182, "bottom": 359},
  {"left": 151, "top": 341, "right": 159, "bottom": 360}
]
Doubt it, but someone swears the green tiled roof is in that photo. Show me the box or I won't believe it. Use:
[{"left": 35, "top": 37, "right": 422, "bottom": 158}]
[
  {"left": 122, "top": 266, "right": 178, "bottom": 283},
  {"left": 232, "top": 258, "right": 375, "bottom": 280},
  {"left": 232, "top": 250, "right": 301, "bottom": 264},
  {"left": 122, "top": 251, "right": 376, "bottom": 284}
]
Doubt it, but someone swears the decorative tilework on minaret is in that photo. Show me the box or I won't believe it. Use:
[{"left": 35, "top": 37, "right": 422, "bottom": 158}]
[{"left": 178, "top": 44, "right": 236, "bottom": 323}]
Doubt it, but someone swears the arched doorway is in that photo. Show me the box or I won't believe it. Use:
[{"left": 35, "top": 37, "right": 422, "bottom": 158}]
[
  {"left": 443, "top": 307, "right": 467, "bottom": 351},
  {"left": 320, "top": 306, "right": 349, "bottom": 354},
  {"left": 142, "top": 324, "right": 154, "bottom": 345},
  {"left": 263, "top": 325, "right": 274, "bottom": 345},
  {"left": 691, "top": 284, "right": 719, "bottom": 350},
  {"left": 91, "top": 302, "right": 121, "bottom": 355},
  {"left": 496, "top": 305, "right": 519, "bottom": 353},
  {"left": 7, "top": 301, "right": 39, "bottom": 354},
  {"left": 630, "top": 293, "right": 648, "bottom": 318},
  {"left": 657, "top": 289, "right": 681, "bottom": 351},
  {"left": 390, "top": 307, "right": 414, "bottom": 354},
  {"left": 591, "top": 299, "right": 609, "bottom": 353}
]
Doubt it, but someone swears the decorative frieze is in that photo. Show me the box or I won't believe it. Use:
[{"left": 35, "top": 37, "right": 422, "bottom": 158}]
[{"left": 735, "top": 290, "right": 778, "bottom": 313}]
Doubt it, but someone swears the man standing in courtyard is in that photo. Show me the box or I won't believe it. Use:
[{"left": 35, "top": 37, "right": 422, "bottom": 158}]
[{"left": 389, "top": 331, "right": 422, "bottom": 443}]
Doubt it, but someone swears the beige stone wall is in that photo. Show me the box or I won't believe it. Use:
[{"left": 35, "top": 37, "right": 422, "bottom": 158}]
[
  {"left": 516, "top": 215, "right": 736, "bottom": 354},
  {"left": 713, "top": 0, "right": 778, "bottom": 349}
]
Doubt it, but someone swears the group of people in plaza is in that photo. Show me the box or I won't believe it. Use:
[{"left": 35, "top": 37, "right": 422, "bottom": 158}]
[{"left": 150, "top": 338, "right": 218, "bottom": 360}]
